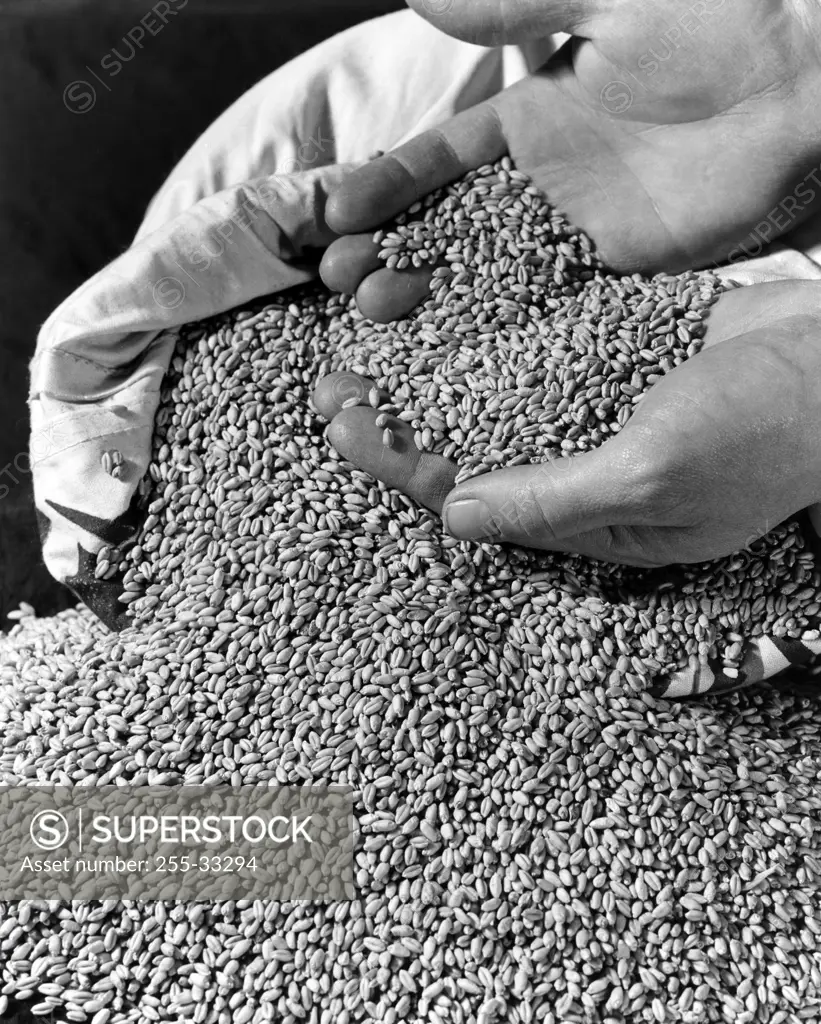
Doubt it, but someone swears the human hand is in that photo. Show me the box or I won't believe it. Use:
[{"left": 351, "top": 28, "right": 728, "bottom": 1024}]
[
  {"left": 320, "top": 0, "right": 821, "bottom": 323},
  {"left": 313, "top": 281, "right": 821, "bottom": 566}
]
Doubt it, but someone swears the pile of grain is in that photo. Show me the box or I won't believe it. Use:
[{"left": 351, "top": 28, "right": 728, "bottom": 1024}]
[{"left": 0, "top": 160, "right": 819, "bottom": 1024}]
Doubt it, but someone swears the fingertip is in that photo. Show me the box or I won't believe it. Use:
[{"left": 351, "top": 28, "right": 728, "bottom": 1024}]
[
  {"left": 327, "top": 406, "right": 411, "bottom": 471},
  {"left": 355, "top": 266, "right": 434, "bottom": 323},
  {"left": 325, "top": 159, "right": 414, "bottom": 235},
  {"left": 319, "top": 234, "right": 383, "bottom": 294},
  {"left": 324, "top": 183, "right": 360, "bottom": 236},
  {"left": 312, "top": 371, "right": 385, "bottom": 420},
  {"left": 325, "top": 406, "right": 364, "bottom": 454},
  {"left": 441, "top": 494, "right": 500, "bottom": 542}
]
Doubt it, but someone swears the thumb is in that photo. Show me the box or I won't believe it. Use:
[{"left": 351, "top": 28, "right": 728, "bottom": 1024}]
[
  {"left": 325, "top": 103, "right": 505, "bottom": 235},
  {"left": 441, "top": 444, "right": 640, "bottom": 547}
]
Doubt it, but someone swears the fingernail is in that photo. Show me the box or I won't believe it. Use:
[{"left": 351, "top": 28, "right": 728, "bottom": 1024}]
[{"left": 443, "top": 499, "right": 494, "bottom": 539}]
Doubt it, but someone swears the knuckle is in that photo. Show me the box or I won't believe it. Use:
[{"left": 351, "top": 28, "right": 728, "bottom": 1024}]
[{"left": 511, "top": 475, "right": 562, "bottom": 541}]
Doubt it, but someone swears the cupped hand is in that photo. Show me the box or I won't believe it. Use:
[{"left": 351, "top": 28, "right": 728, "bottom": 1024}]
[
  {"left": 320, "top": 0, "right": 821, "bottom": 323},
  {"left": 313, "top": 281, "right": 821, "bottom": 566}
]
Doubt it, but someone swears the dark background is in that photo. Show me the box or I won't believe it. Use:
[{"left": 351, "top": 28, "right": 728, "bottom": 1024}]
[{"left": 0, "top": 0, "right": 403, "bottom": 627}]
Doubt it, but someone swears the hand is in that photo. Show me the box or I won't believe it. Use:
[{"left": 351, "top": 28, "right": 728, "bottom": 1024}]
[
  {"left": 319, "top": 0, "right": 821, "bottom": 323},
  {"left": 314, "top": 281, "right": 821, "bottom": 566}
]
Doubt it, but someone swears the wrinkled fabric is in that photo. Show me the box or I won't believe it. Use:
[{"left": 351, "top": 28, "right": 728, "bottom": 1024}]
[{"left": 31, "top": 9, "right": 821, "bottom": 694}]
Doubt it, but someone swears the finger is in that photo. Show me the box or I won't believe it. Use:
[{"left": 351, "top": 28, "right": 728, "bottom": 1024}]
[
  {"left": 499, "top": 522, "right": 674, "bottom": 567},
  {"left": 311, "top": 372, "right": 390, "bottom": 420},
  {"left": 325, "top": 103, "right": 506, "bottom": 235},
  {"left": 441, "top": 447, "right": 643, "bottom": 547},
  {"left": 406, "top": 0, "right": 603, "bottom": 46},
  {"left": 319, "top": 234, "right": 383, "bottom": 294},
  {"left": 355, "top": 266, "right": 435, "bottom": 323},
  {"left": 328, "top": 407, "right": 457, "bottom": 515}
]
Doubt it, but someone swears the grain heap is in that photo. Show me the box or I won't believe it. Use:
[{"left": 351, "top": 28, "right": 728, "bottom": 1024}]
[{"left": 0, "top": 159, "right": 819, "bottom": 1024}]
